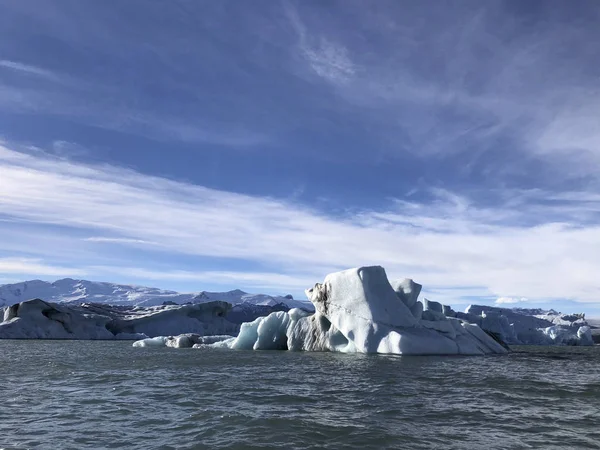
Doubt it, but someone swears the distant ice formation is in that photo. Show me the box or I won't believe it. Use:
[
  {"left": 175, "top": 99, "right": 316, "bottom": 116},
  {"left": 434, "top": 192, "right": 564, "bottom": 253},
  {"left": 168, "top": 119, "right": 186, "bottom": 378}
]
[
  {"left": 455, "top": 305, "right": 593, "bottom": 346},
  {"left": 135, "top": 267, "right": 509, "bottom": 355},
  {"left": 132, "top": 334, "right": 234, "bottom": 348},
  {"left": 0, "top": 299, "right": 239, "bottom": 339},
  {"left": 2, "top": 267, "right": 594, "bottom": 348}
]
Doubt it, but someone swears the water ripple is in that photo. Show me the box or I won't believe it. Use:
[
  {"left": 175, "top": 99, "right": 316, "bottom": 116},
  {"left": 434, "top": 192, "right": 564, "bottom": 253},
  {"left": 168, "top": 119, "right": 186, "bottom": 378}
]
[{"left": 0, "top": 341, "right": 599, "bottom": 449}]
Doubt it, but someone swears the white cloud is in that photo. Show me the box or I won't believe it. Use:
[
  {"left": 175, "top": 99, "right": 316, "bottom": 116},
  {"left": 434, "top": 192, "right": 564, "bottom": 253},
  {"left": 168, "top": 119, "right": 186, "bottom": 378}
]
[
  {"left": 286, "top": 3, "right": 356, "bottom": 85},
  {"left": 533, "top": 106, "right": 600, "bottom": 170},
  {"left": 284, "top": 2, "right": 600, "bottom": 171},
  {"left": 84, "top": 237, "right": 156, "bottom": 245},
  {"left": 0, "top": 258, "right": 87, "bottom": 277},
  {"left": 90, "top": 266, "right": 314, "bottom": 291},
  {"left": 0, "top": 81, "right": 270, "bottom": 147},
  {"left": 50, "top": 141, "right": 89, "bottom": 158},
  {"left": 495, "top": 296, "right": 527, "bottom": 305},
  {"left": 148, "top": 120, "right": 270, "bottom": 147},
  {"left": 0, "top": 60, "right": 60, "bottom": 80},
  {"left": 0, "top": 63, "right": 268, "bottom": 148},
  {"left": 301, "top": 38, "right": 356, "bottom": 84},
  {"left": 2, "top": 143, "right": 600, "bottom": 305}
]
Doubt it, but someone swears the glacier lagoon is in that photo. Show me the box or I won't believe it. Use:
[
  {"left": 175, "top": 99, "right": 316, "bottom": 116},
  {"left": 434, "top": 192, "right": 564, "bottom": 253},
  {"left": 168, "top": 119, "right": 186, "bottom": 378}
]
[
  {"left": 1, "top": 339, "right": 599, "bottom": 450},
  {"left": 2, "top": 266, "right": 598, "bottom": 449}
]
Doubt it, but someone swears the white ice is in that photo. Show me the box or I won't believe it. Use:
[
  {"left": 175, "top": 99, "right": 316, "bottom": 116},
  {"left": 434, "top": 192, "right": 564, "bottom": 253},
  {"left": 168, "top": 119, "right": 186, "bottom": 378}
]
[
  {"left": 0, "top": 299, "right": 238, "bottom": 340},
  {"left": 459, "top": 305, "right": 593, "bottom": 346},
  {"left": 132, "top": 334, "right": 234, "bottom": 348},
  {"left": 137, "top": 266, "right": 507, "bottom": 355}
]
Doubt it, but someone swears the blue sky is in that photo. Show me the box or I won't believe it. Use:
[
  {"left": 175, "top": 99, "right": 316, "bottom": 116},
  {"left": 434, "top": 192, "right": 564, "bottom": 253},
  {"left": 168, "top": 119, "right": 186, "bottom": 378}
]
[{"left": 1, "top": 0, "right": 600, "bottom": 315}]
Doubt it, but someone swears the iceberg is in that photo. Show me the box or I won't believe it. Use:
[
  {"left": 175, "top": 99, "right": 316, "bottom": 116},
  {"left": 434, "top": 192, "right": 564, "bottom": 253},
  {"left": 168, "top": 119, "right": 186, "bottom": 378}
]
[
  {"left": 455, "top": 305, "right": 594, "bottom": 346},
  {"left": 137, "top": 266, "right": 508, "bottom": 355},
  {"left": 0, "top": 299, "right": 239, "bottom": 339},
  {"left": 132, "top": 334, "right": 234, "bottom": 348}
]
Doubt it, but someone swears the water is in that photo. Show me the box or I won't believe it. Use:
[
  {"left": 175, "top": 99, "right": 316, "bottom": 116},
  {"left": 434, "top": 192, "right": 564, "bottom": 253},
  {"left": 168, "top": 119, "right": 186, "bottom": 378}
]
[{"left": 1, "top": 342, "right": 599, "bottom": 450}]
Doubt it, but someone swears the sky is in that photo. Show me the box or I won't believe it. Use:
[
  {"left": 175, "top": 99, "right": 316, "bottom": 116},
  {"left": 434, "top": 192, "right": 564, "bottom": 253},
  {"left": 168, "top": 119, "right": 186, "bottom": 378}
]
[{"left": 1, "top": 0, "right": 600, "bottom": 315}]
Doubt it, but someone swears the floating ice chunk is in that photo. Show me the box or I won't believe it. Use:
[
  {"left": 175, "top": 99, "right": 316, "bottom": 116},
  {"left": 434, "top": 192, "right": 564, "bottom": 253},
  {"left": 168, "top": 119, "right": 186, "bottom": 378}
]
[
  {"left": 133, "top": 336, "right": 169, "bottom": 347},
  {"left": 133, "top": 334, "right": 234, "bottom": 348},
  {"left": 226, "top": 311, "right": 291, "bottom": 350},
  {"left": 222, "top": 308, "right": 353, "bottom": 352}
]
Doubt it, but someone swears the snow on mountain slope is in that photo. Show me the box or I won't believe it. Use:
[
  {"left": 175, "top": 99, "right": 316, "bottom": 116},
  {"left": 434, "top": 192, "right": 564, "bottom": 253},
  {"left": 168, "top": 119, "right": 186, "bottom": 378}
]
[
  {"left": 0, "top": 279, "right": 194, "bottom": 307},
  {"left": 192, "top": 290, "right": 313, "bottom": 310},
  {"left": 0, "top": 278, "right": 313, "bottom": 310}
]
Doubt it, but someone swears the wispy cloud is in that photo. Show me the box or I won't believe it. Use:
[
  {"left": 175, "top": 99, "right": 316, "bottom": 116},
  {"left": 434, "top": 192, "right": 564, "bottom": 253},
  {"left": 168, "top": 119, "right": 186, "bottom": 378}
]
[
  {"left": 300, "top": 38, "right": 356, "bottom": 84},
  {"left": 143, "top": 120, "right": 271, "bottom": 147},
  {"left": 533, "top": 105, "right": 600, "bottom": 168},
  {"left": 285, "top": 3, "right": 356, "bottom": 84},
  {"left": 0, "top": 257, "right": 87, "bottom": 277},
  {"left": 84, "top": 237, "right": 156, "bottom": 245},
  {"left": 0, "top": 77, "right": 271, "bottom": 148},
  {"left": 50, "top": 141, "right": 89, "bottom": 159},
  {"left": 0, "top": 57, "right": 269, "bottom": 148},
  {"left": 0, "top": 60, "right": 61, "bottom": 81},
  {"left": 495, "top": 296, "right": 528, "bottom": 305},
  {"left": 90, "top": 266, "right": 314, "bottom": 291},
  {"left": 1, "top": 2, "right": 600, "bottom": 312},
  {"left": 284, "top": 1, "right": 600, "bottom": 173},
  {"left": 2, "top": 143, "right": 600, "bottom": 305}
]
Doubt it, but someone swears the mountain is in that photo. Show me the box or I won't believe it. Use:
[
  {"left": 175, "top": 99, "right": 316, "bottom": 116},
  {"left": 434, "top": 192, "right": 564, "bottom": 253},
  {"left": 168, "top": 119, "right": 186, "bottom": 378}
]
[
  {"left": 0, "top": 278, "right": 314, "bottom": 310},
  {"left": 192, "top": 290, "right": 312, "bottom": 310}
]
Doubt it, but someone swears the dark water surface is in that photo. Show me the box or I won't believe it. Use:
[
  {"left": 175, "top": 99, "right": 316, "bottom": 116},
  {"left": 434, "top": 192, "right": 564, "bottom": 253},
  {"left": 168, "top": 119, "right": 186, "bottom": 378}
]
[{"left": 1, "top": 341, "right": 599, "bottom": 449}]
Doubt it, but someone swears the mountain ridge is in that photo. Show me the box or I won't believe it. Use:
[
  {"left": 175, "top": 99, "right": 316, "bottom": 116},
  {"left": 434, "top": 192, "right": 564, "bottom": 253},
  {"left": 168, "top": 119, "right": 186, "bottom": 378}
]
[{"left": 0, "top": 278, "right": 313, "bottom": 310}]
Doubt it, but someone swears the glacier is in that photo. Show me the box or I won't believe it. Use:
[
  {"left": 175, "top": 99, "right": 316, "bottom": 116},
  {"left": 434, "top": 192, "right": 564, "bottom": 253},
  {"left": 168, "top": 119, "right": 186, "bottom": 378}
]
[{"left": 134, "top": 266, "right": 509, "bottom": 355}]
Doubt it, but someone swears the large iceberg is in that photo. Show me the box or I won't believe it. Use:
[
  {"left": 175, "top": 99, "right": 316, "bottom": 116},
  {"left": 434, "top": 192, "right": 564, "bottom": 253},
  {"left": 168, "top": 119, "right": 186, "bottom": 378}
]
[{"left": 136, "top": 266, "right": 508, "bottom": 355}]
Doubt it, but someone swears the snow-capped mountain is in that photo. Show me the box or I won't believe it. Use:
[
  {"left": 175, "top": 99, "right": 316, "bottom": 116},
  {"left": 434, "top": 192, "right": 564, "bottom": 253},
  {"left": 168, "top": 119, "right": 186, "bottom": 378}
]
[
  {"left": 192, "top": 289, "right": 311, "bottom": 310},
  {"left": 0, "top": 278, "right": 313, "bottom": 310}
]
